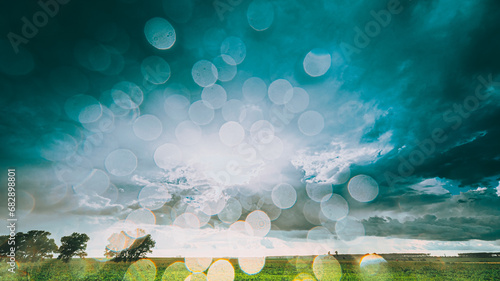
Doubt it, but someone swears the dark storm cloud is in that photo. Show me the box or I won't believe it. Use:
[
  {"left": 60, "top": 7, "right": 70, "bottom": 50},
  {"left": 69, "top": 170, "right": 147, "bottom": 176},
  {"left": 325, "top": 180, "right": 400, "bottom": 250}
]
[
  {"left": 351, "top": 0, "right": 500, "bottom": 190},
  {"left": 362, "top": 187, "right": 500, "bottom": 240},
  {"left": 364, "top": 215, "right": 500, "bottom": 241},
  {"left": 288, "top": 0, "right": 500, "bottom": 209}
]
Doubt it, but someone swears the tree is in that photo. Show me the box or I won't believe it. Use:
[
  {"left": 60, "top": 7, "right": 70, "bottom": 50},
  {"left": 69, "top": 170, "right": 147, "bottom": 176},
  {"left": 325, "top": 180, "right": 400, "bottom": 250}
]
[
  {"left": 0, "top": 235, "right": 14, "bottom": 258},
  {"left": 57, "top": 232, "right": 90, "bottom": 263},
  {"left": 105, "top": 232, "right": 156, "bottom": 262},
  {"left": 2, "top": 231, "right": 58, "bottom": 261},
  {"left": 23, "top": 231, "right": 59, "bottom": 261}
]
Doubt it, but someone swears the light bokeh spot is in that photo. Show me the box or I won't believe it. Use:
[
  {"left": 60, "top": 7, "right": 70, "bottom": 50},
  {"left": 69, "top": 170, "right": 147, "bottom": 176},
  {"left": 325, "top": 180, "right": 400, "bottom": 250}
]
[
  {"left": 218, "top": 198, "right": 242, "bottom": 224},
  {"left": 125, "top": 209, "right": 156, "bottom": 238},
  {"left": 173, "top": 213, "right": 201, "bottom": 229},
  {"left": 348, "top": 175, "right": 379, "bottom": 202},
  {"left": 306, "top": 182, "right": 333, "bottom": 202},
  {"left": 73, "top": 169, "right": 110, "bottom": 196},
  {"left": 207, "top": 259, "right": 235, "bottom": 281},
  {"left": 202, "top": 84, "right": 227, "bottom": 109},
  {"left": 268, "top": 79, "right": 293, "bottom": 105},
  {"left": 247, "top": 0, "right": 274, "bottom": 31},
  {"left": 111, "top": 81, "right": 144, "bottom": 110},
  {"left": 304, "top": 48, "right": 331, "bottom": 77},
  {"left": 189, "top": 100, "right": 215, "bottom": 125},
  {"left": 238, "top": 257, "right": 266, "bottom": 275},
  {"left": 320, "top": 194, "right": 349, "bottom": 221},
  {"left": 303, "top": 200, "right": 323, "bottom": 225},
  {"left": 271, "top": 183, "right": 297, "bottom": 209},
  {"left": 144, "top": 17, "right": 176, "bottom": 50},
  {"left": 133, "top": 114, "right": 163, "bottom": 141},
  {"left": 298, "top": 111, "right": 324, "bottom": 136},
  {"left": 154, "top": 143, "right": 182, "bottom": 170},
  {"left": 313, "top": 255, "right": 342, "bottom": 281},
  {"left": 243, "top": 77, "right": 267, "bottom": 103},
  {"left": 192, "top": 60, "right": 218, "bottom": 87},
  {"left": 250, "top": 120, "right": 275, "bottom": 144},
  {"left": 285, "top": 87, "right": 310, "bottom": 113},
  {"left": 360, "top": 254, "right": 389, "bottom": 277},
  {"left": 245, "top": 210, "right": 271, "bottom": 237},
  {"left": 221, "top": 37, "right": 246, "bottom": 65},
  {"left": 105, "top": 149, "right": 137, "bottom": 176},
  {"left": 213, "top": 55, "right": 237, "bottom": 82},
  {"left": 219, "top": 121, "right": 245, "bottom": 147},
  {"left": 307, "top": 226, "right": 334, "bottom": 241},
  {"left": 124, "top": 259, "right": 157, "bottom": 281}
]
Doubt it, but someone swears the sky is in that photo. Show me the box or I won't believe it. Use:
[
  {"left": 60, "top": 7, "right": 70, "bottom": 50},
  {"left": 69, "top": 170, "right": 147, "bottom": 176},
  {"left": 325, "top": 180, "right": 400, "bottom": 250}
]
[{"left": 0, "top": 0, "right": 500, "bottom": 259}]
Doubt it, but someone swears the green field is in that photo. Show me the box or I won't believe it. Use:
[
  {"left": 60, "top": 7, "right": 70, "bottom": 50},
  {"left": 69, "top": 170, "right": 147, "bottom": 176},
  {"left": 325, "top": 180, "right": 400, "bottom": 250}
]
[{"left": 1, "top": 256, "right": 500, "bottom": 280}]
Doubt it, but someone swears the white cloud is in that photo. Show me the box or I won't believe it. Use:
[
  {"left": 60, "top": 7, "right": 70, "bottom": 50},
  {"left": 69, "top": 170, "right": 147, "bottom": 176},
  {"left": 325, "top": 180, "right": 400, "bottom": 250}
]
[
  {"left": 291, "top": 132, "right": 393, "bottom": 184},
  {"left": 71, "top": 194, "right": 125, "bottom": 216},
  {"left": 410, "top": 178, "right": 450, "bottom": 195},
  {"left": 474, "top": 187, "right": 487, "bottom": 193}
]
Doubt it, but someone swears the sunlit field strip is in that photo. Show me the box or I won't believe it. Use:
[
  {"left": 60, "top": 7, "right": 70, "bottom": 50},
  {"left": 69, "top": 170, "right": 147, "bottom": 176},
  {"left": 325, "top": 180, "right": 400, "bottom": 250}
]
[{"left": 1, "top": 255, "right": 500, "bottom": 280}]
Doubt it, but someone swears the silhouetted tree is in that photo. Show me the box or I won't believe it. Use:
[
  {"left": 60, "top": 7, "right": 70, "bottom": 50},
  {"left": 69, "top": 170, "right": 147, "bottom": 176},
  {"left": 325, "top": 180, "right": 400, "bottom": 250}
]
[
  {"left": 0, "top": 235, "right": 14, "bottom": 257},
  {"left": 22, "top": 231, "right": 58, "bottom": 261},
  {"left": 57, "top": 232, "right": 90, "bottom": 262},
  {"left": 0, "top": 231, "right": 58, "bottom": 261},
  {"left": 105, "top": 234, "right": 156, "bottom": 262}
]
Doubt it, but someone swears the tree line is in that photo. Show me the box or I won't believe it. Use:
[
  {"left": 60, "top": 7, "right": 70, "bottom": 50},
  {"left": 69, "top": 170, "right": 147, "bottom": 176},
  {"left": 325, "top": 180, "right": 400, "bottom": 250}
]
[{"left": 0, "top": 230, "right": 155, "bottom": 262}]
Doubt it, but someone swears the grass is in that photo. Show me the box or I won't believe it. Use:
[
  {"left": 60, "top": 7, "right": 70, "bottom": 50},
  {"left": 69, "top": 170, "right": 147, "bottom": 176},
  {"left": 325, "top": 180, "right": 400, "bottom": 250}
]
[{"left": 1, "top": 256, "right": 500, "bottom": 280}]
